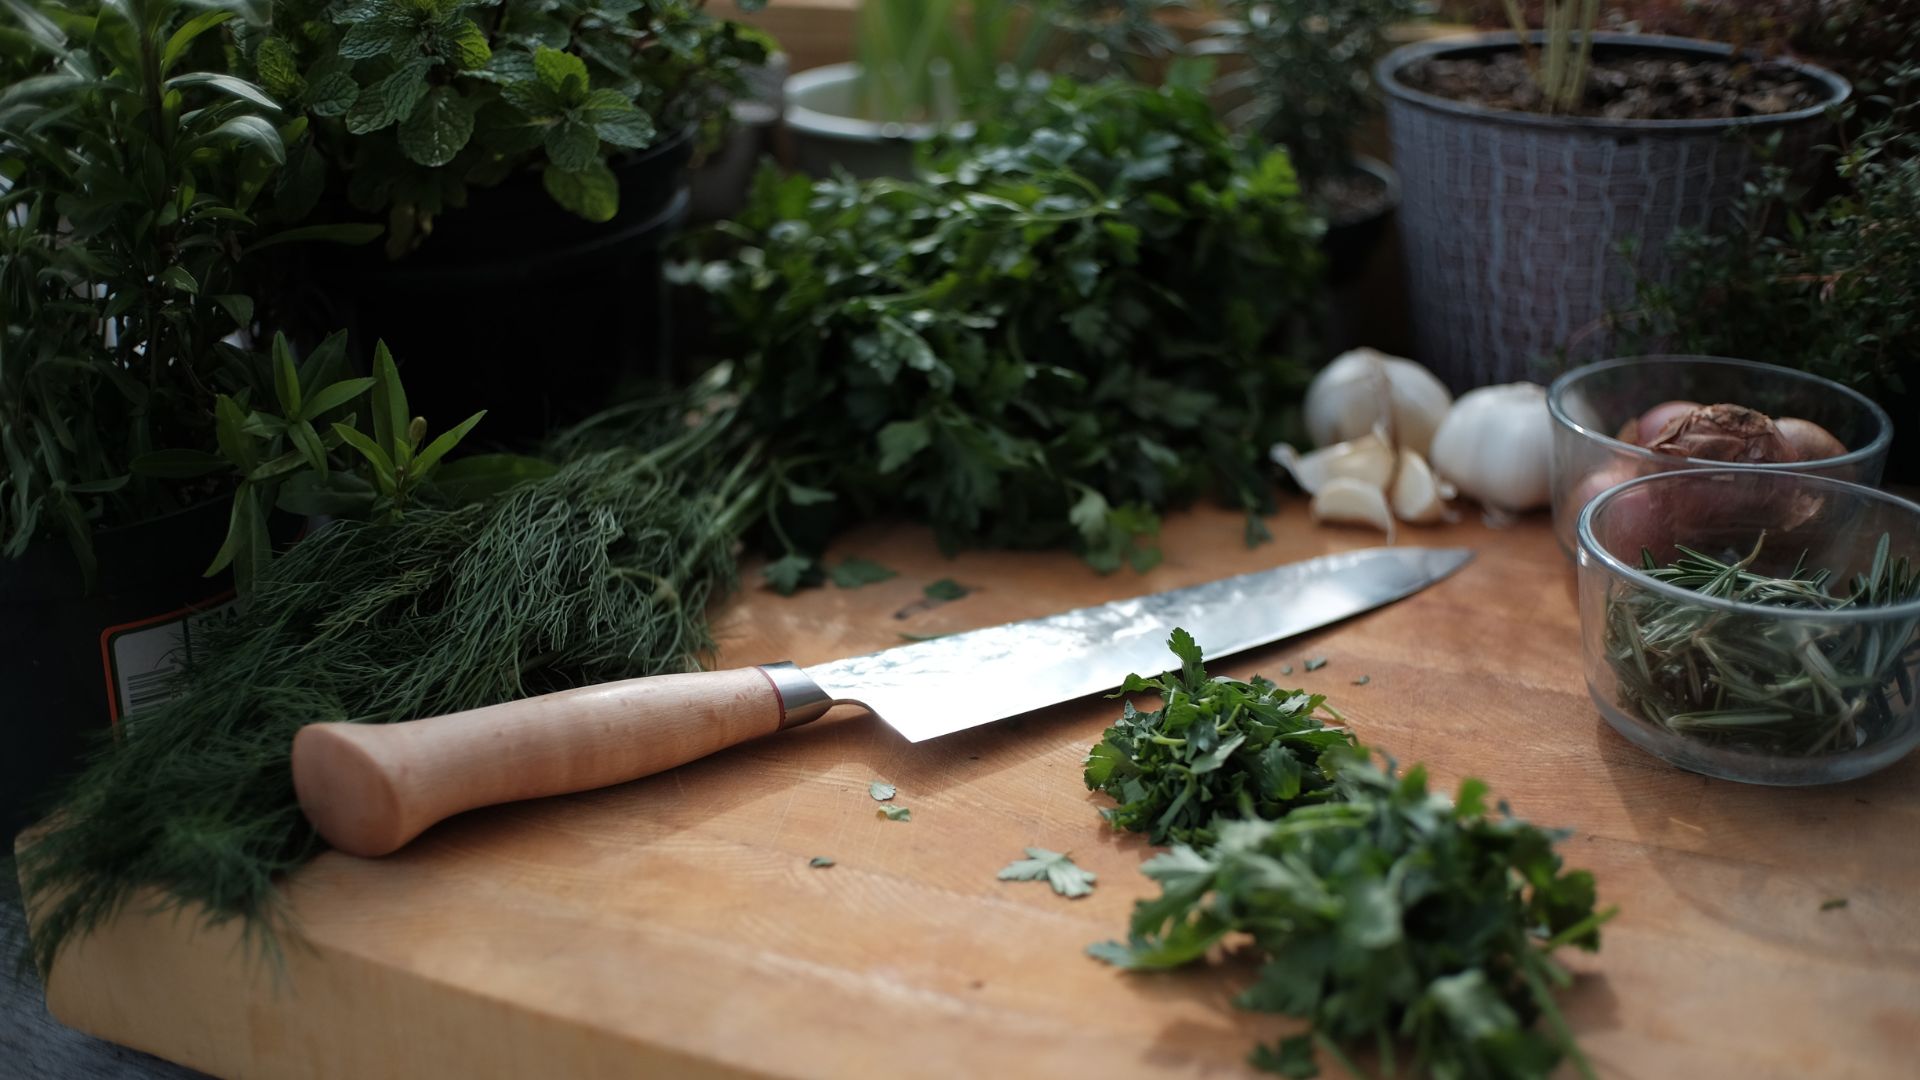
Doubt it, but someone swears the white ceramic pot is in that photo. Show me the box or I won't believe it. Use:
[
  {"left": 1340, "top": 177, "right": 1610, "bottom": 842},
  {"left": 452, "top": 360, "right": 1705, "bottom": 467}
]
[{"left": 783, "top": 61, "right": 974, "bottom": 179}]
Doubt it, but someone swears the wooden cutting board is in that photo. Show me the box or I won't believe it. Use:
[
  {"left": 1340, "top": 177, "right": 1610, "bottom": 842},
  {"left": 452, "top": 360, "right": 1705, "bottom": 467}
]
[{"left": 22, "top": 504, "right": 1920, "bottom": 1079}]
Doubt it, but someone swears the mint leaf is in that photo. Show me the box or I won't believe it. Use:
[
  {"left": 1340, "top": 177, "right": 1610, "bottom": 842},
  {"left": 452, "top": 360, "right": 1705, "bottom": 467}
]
[
  {"left": 305, "top": 71, "right": 360, "bottom": 117},
  {"left": 398, "top": 87, "right": 474, "bottom": 167},
  {"left": 255, "top": 35, "right": 303, "bottom": 100},
  {"left": 998, "top": 847, "right": 1096, "bottom": 899},
  {"left": 582, "top": 88, "right": 654, "bottom": 148},
  {"left": 544, "top": 116, "right": 599, "bottom": 172},
  {"left": 829, "top": 557, "right": 896, "bottom": 589},
  {"left": 346, "top": 58, "right": 431, "bottom": 134},
  {"left": 533, "top": 46, "right": 589, "bottom": 103},
  {"left": 876, "top": 804, "right": 911, "bottom": 822},
  {"left": 542, "top": 161, "right": 618, "bottom": 223},
  {"left": 450, "top": 19, "right": 491, "bottom": 70},
  {"left": 808, "top": 856, "right": 835, "bottom": 868},
  {"left": 868, "top": 780, "right": 896, "bottom": 801}
]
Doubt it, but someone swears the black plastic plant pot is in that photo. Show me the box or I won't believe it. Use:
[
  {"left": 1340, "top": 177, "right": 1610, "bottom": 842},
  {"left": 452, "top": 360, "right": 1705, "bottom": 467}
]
[
  {"left": 299, "top": 129, "right": 696, "bottom": 444},
  {"left": 1320, "top": 154, "right": 1402, "bottom": 289},
  {"left": 1, "top": 501, "right": 248, "bottom": 841},
  {"left": 1377, "top": 32, "right": 1849, "bottom": 390}
]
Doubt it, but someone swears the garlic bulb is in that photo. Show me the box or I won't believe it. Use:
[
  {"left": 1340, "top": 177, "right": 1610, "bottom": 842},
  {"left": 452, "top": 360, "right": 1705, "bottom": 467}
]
[
  {"left": 1304, "top": 348, "right": 1454, "bottom": 456},
  {"left": 1272, "top": 430, "right": 1395, "bottom": 495},
  {"left": 1428, "top": 383, "right": 1553, "bottom": 512},
  {"left": 1311, "top": 477, "right": 1396, "bottom": 540}
]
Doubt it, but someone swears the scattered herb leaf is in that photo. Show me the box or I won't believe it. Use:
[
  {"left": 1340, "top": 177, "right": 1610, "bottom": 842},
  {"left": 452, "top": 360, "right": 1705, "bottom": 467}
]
[
  {"left": 1084, "top": 629, "right": 1356, "bottom": 846},
  {"left": 808, "top": 856, "right": 835, "bottom": 868},
  {"left": 1280, "top": 664, "right": 1294, "bottom": 676},
  {"left": 831, "top": 557, "right": 899, "bottom": 589},
  {"left": 924, "top": 578, "right": 971, "bottom": 602},
  {"left": 1304, "top": 657, "right": 1327, "bottom": 672},
  {"left": 876, "top": 804, "right": 912, "bottom": 822},
  {"left": 869, "top": 780, "right": 897, "bottom": 802},
  {"left": 1821, "top": 897, "right": 1849, "bottom": 911},
  {"left": 998, "top": 847, "right": 1097, "bottom": 899},
  {"left": 1352, "top": 675, "right": 1370, "bottom": 686}
]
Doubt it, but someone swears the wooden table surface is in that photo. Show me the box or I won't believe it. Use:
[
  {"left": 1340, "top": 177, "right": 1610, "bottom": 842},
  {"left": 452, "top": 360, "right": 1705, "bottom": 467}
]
[{"left": 22, "top": 502, "right": 1920, "bottom": 1079}]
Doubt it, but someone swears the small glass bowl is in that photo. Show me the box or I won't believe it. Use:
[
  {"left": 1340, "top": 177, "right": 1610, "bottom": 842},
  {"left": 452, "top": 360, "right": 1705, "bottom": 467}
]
[
  {"left": 1577, "top": 469, "right": 1920, "bottom": 785},
  {"left": 1548, "top": 356, "right": 1892, "bottom": 556}
]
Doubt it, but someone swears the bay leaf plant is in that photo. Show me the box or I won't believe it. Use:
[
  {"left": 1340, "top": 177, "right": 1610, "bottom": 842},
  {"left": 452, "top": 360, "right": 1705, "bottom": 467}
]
[
  {"left": 0, "top": 0, "right": 358, "bottom": 583},
  {"left": 686, "top": 74, "right": 1324, "bottom": 589},
  {"left": 134, "top": 332, "right": 491, "bottom": 593},
  {"left": 241, "top": 0, "right": 772, "bottom": 256}
]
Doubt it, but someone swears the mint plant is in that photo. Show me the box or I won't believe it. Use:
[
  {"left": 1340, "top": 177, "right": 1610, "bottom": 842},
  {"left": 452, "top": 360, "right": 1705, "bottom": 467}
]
[{"left": 246, "top": 0, "right": 770, "bottom": 256}]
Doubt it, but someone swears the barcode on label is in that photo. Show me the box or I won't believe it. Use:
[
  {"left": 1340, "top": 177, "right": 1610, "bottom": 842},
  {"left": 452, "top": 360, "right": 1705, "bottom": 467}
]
[{"left": 101, "top": 597, "right": 238, "bottom": 724}]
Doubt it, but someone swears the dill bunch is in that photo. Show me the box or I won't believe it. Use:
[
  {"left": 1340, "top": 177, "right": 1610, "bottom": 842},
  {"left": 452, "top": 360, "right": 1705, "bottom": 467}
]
[{"left": 19, "top": 443, "right": 760, "bottom": 973}]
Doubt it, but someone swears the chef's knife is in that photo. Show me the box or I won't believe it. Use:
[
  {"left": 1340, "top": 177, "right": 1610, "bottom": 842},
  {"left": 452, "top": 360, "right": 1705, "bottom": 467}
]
[{"left": 292, "top": 546, "right": 1471, "bottom": 857}]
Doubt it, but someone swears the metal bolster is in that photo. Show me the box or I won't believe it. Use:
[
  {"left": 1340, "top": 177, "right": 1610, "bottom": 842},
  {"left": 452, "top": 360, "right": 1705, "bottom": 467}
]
[{"left": 756, "top": 662, "right": 833, "bottom": 729}]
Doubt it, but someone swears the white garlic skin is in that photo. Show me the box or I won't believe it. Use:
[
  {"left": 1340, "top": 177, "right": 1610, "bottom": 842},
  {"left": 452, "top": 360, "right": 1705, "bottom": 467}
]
[
  {"left": 1304, "top": 348, "right": 1454, "bottom": 457},
  {"left": 1272, "top": 430, "right": 1395, "bottom": 495},
  {"left": 1429, "top": 382, "right": 1553, "bottom": 512},
  {"left": 1310, "top": 477, "right": 1398, "bottom": 540}
]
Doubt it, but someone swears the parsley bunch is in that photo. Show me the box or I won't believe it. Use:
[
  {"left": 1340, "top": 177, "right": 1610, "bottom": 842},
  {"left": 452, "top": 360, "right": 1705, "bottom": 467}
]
[
  {"left": 1086, "top": 633, "right": 1612, "bottom": 1079},
  {"left": 691, "top": 77, "right": 1323, "bottom": 588},
  {"left": 1084, "top": 629, "right": 1357, "bottom": 844}
]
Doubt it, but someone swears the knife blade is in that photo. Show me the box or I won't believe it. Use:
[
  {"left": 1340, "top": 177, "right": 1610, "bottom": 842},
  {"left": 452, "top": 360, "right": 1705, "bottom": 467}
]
[
  {"left": 803, "top": 546, "right": 1472, "bottom": 742},
  {"left": 292, "top": 546, "right": 1471, "bottom": 857}
]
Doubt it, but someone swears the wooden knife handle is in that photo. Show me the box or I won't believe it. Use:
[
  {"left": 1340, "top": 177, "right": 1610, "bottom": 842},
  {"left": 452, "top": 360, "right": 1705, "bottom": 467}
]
[{"left": 292, "top": 665, "right": 828, "bottom": 857}]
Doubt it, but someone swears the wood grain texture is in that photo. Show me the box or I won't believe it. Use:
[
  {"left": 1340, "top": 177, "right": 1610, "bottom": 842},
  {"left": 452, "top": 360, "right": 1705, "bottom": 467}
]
[
  {"left": 291, "top": 669, "right": 784, "bottom": 857},
  {"left": 21, "top": 503, "right": 1920, "bottom": 1079}
]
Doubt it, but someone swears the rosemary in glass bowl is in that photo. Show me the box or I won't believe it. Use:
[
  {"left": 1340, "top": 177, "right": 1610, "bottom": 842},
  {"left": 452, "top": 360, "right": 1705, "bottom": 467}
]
[
  {"left": 1579, "top": 469, "right": 1920, "bottom": 783},
  {"left": 1605, "top": 533, "right": 1919, "bottom": 759}
]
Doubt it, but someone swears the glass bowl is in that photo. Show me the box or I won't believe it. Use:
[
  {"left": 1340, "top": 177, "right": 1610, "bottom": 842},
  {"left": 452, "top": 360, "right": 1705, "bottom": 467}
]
[
  {"left": 1577, "top": 469, "right": 1920, "bottom": 785},
  {"left": 1548, "top": 356, "right": 1892, "bottom": 556}
]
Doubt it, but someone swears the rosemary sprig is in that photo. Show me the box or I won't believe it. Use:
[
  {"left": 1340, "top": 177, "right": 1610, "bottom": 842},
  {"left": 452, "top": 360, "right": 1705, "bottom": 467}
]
[{"left": 1605, "top": 533, "right": 1920, "bottom": 758}]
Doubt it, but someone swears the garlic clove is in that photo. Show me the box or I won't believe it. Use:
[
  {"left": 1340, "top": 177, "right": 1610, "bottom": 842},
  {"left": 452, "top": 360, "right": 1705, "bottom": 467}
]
[
  {"left": 1389, "top": 449, "right": 1455, "bottom": 524},
  {"left": 1311, "top": 477, "right": 1397, "bottom": 541},
  {"left": 1303, "top": 348, "right": 1453, "bottom": 456},
  {"left": 1273, "top": 430, "right": 1395, "bottom": 495}
]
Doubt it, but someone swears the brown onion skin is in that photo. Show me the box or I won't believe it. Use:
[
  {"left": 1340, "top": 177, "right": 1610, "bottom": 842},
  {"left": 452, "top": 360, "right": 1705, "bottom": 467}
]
[
  {"left": 1646, "top": 404, "right": 1799, "bottom": 463},
  {"left": 1619, "top": 400, "right": 1702, "bottom": 447},
  {"left": 1774, "top": 416, "right": 1850, "bottom": 462}
]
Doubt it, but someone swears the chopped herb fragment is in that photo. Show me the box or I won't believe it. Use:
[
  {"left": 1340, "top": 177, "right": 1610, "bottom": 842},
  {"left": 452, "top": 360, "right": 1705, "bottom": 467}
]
[
  {"left": 808, "top": 856, "right": 835, "bottom": 868},
  {"left": 876, "top": 804, "right": 912, "bottom": 822},
  {"left": 868, "top": 780, "right": 897, "bottom": 801},
  {"left": 923, "top": 578, "right": 970, "bottom": 602},
  {"left": 830, "top": 557, "right": 898, "bottom": 589},
  {"left": 997, "top": 848, "right": 1097, "bottom": 898}
]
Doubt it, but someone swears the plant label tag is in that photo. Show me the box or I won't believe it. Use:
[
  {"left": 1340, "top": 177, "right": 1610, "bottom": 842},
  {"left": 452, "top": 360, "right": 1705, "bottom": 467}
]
[{"left": 100, "top": 598, "right": 240, "bottom": 724}]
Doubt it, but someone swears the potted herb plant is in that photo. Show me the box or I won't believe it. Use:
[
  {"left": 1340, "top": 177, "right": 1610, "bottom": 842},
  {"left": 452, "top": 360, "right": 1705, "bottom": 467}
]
[
  {"left": 783, "top": 0, "right": 1185, "bottom": 178},
  {"left": 1375, "top": 4, "right": 1850, "bottom": 388},
  {"left": 246, "top": 0, "right": 772, "bottom": 439},
  {"left": 1197, "top": 0, "right": 1419, "bottom": 285},
  {"left": 0, "top": 0, "right": 306, "bottom": 836}
]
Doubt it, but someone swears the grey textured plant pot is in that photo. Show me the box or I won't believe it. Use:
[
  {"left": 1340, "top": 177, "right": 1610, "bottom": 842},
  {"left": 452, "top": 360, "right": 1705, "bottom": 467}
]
[
  {"left": 1377, "top": 32, "right": 1849, "bottom": 390},
  {"left": 783, "top": 62, "right": 973, "bottom": 180}
]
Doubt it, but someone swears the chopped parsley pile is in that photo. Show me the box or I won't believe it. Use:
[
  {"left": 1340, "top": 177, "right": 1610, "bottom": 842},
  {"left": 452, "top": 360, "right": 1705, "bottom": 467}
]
[{"left": 1084, "top": 631, "right": 1612, "bottom": 1079}]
